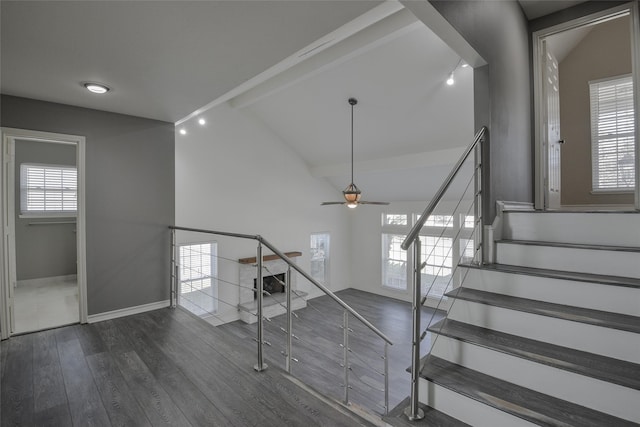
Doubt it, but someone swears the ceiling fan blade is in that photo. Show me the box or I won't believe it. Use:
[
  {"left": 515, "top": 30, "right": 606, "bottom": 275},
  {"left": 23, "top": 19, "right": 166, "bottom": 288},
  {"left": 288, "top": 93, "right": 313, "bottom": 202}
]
[
  {"left": 359, "top": 201, "right": 390, "bottom": 205},
  {"left": 321, "top": 201, "right": 346, "bottom": 205}
]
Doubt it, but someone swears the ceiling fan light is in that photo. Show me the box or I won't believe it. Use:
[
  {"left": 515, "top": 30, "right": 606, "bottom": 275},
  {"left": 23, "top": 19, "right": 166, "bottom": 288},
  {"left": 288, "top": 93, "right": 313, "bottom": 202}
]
[
  {"left": 347, "top": 202, "right": 358, "bottom": 209},
  {"left": 344, "top": 192, "right": 360, "bottom": 203}
]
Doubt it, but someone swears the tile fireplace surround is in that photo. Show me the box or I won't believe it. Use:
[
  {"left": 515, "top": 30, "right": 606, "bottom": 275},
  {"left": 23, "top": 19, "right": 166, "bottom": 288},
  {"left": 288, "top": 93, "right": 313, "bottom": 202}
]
[{"left": 237, "top": 251, "right": 307, "bottom": 324}]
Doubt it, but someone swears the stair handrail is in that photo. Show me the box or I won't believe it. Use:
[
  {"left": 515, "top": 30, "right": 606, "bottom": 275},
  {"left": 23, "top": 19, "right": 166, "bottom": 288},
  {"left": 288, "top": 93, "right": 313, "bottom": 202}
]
[
  {"left": 169, "top": 225, "right": 393, "bottom": 346},
  {"left": 400, "top": 126, "right": 487, "bottom": 421},
  {"left": 401, "top": 126, "right": 487, "bottom": 251}
]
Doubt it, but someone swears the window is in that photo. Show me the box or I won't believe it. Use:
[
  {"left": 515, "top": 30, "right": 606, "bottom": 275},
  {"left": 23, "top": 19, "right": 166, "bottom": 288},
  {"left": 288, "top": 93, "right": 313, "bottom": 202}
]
[
  {"left": 420, "top": 236, "right": 453, "bottom": 298},
  {"left": 179, "top": 242, "right": 218, "bottom": 315},
  {"left": 590, "top": 75, "right": 635, "bottom": 191},
  {"left": 381, "top": 211, "right": 477, "bottom": 298},
  {"left": 382, "top": 234, "right": 407, "bottom": 290},
  {"left": 417, "top": 214, "right": 453, "bottom": 228},
  {"left": 310, "top": 233, "right": 330, "bottom": 284},
  {"left": 383, "top": 214, "right": 407, "bottom": 226},
  {"left": 20, "top": 164, "right": 77, "bottom": 215}
]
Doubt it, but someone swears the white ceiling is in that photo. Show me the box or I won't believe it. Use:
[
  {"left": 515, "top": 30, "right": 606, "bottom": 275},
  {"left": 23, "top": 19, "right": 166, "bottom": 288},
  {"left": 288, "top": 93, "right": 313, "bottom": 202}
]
[
  {"left": 1, "top": 1, "right": 585, "bottom": 203},
  {"left": 0, "top": 0, "right": 381, "bottom": 123},
  {"left": 519, "top": 0, "right": 587, "bottom": 20},
  {"left": 240, "top": 20, "right": 474, "bottom": 202}
]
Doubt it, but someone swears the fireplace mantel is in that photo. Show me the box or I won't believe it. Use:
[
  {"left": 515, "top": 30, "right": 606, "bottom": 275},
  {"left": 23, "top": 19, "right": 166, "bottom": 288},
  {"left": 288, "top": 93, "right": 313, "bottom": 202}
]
[{"left": 238, "top": 251, "right": 302, "bottom": 265}]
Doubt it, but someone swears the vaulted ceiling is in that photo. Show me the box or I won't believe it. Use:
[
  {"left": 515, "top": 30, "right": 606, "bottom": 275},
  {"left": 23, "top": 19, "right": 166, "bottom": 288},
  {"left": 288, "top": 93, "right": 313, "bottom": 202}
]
[{"left": 1, "top": 1, "right": 584, "bottom": 202}]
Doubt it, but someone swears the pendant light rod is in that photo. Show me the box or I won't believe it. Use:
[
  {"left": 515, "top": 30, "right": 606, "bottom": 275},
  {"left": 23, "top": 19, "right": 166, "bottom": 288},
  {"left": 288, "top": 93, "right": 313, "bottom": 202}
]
[{"left": 348, "top": 97, "right": 357, "bottom": 184}]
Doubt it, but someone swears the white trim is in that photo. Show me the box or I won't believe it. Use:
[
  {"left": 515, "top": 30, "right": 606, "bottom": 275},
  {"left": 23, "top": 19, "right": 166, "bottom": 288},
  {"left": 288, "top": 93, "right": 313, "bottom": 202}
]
[
  {"left": 484, "top": 201, "right": 535, "bottom": 264},
  {"left": 631, "top": 0, "right": 640, "bottom": 210},
  {"left": 533, "top": 3, "right": 639, "bottom": 211},
  {"left": 560, "top": 203, "right": 635, "bottom": 211},
  {"left": 87, "top": 300, "right": 170, "bottom": 324},
  {"left": 0, "top": 127, "right": 88, "bottom": 339}
]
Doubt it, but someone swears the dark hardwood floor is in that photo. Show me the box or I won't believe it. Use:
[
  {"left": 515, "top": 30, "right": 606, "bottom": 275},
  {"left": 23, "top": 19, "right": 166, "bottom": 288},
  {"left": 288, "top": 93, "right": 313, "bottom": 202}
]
[
  {"left": 218, "top": 288, "right": 445, "bottom": 415},
  {"left": 1, "top": 299, "right": 385, "bottom": 427}
]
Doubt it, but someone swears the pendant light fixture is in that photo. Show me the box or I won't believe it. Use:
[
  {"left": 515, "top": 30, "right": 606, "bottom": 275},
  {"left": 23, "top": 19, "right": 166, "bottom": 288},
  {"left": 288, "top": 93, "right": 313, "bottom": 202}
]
[{"left": 321, "top": 98, "right": 389, "bottom": 208}]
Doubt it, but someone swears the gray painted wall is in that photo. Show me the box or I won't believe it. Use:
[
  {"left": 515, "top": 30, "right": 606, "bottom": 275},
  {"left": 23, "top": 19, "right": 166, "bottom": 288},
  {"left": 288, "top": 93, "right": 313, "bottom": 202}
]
[
  {"left": 1, "top": 95, "right": 175, "bottom": 315},
  {"left": 15, "top": 140, "right": 77, "bottom": 280},
  {"left": 430, "top": 0, "right": 533, "bottom": 221}
]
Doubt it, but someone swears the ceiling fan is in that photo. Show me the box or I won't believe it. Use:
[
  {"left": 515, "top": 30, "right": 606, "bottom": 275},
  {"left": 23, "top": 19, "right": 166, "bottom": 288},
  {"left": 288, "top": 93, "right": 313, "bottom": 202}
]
[{"left": 321, "top": 98, "right": 390, "bottom": 208}]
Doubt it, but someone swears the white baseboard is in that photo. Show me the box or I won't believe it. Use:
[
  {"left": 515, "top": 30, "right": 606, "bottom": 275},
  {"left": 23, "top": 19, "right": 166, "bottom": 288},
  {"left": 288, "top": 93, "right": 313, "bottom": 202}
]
[
  {"left": 87, "top": 300, "right": 170, "bottom": 323},
  {"left": 18, "top": 274, "right": 77, "bottom": 287}
]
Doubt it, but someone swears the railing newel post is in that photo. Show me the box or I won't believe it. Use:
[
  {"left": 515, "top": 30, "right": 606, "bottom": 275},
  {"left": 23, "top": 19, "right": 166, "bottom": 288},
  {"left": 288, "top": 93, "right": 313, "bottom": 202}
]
[
  {"left": 170, "top": 228, "right": 178, "bottom": 308},
  {"left": 405, "top": 238, "right": 424, "bottom": 421},
  {"left": 384, "top": 342, "right": 389, "bottom": 415},
  {"left": 254, "top": 239, "right": 267, "bottom": 372},
  {"left": 342, "top": 310, "right": 350, "bottom": 406},
  {"left": 286, "top": 265, "right": 293, "bottom": 374}
]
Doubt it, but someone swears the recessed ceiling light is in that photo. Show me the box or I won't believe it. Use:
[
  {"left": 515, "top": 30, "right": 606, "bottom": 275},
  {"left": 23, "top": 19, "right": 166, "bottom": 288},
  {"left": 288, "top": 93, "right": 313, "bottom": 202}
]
[
  {"left": 198, "top": 118, "right": 206, "bottom": 125},
  {"left": 83, "top": 82, "right": 110, "bottom": 94},
  {"left": 446, "top": 73, "right": 455, "bottom": 86},
  {"left": 179, "top": 129, "right": 187, "bottom": 135},
  {"left": 461, "top": 63, "right": 469, "bottom": 68}
]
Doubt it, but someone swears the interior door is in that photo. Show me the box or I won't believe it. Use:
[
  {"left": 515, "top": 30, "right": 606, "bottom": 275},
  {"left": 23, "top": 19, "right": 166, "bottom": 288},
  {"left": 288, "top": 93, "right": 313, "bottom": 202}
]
[
  {"left": 543, "top": 41, "right": 562, "bottom": 209},
  {"left": 1, "top": 135, "right": 16, "bottom": 338}
]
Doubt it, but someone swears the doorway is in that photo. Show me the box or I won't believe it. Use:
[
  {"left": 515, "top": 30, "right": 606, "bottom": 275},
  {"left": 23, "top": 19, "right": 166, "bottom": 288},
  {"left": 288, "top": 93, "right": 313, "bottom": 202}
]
[
  {"left": 534, "top": 2, "right": 640, "bottom": 211},
  {"left": 0, "top": 128, "right": 88, "bottom": 338}
]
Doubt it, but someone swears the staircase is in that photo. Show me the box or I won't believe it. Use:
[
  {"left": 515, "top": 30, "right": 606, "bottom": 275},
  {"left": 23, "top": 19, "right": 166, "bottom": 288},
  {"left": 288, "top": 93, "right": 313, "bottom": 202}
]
[{"left": 390, "top": 210, "right": 640, "bottom": 426}]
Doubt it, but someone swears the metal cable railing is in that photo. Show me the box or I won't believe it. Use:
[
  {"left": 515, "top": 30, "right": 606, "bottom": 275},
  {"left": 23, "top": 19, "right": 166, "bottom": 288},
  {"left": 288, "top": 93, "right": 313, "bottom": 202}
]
[
  {"left": 170, "top": 226, "right": 394, "bottom": 415},
  {"left": 400, "top": 126, "right": 487, "bottom": 421}
]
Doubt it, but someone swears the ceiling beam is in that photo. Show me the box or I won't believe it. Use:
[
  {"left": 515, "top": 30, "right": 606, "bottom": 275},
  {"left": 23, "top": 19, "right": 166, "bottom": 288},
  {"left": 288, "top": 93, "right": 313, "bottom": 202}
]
[
  {"left": 229, "top": 8, "right": 420, "bottom": 109},
  {"left": 400, "top": 0, "right": 486, "bottom": 68},
  {"left": 176, "top": 0, "right": 404, "bottom": 125}
]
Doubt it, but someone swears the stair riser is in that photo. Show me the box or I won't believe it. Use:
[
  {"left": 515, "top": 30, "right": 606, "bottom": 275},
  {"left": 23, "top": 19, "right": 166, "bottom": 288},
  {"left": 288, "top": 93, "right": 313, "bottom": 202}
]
[
  {"left": 461, "top": 267, "right": 640, "bottom": 316},
  {"left": 503, "top": 212, "right": 640, "bottom": 247},
  {"left": 496, "top": 243, "right": 640, "bottom": 279},
  {"left": 418, "top": 378, "right": 538, "bottom": 427},
  {"left": 448, "top": 300, "right": 640, "bottom": 363},
  {"left": 431, "top": 335, "right": 640, "bottom": 423}
]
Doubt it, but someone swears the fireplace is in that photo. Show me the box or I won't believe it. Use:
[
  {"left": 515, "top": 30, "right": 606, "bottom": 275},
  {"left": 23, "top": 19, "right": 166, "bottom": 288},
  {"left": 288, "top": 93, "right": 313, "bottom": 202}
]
[
  {"left": 254, "top": 273, "right": 285, "bottom": 299},
  {"left": 237, "top": 251, "right": 306, "bottom": 324}
]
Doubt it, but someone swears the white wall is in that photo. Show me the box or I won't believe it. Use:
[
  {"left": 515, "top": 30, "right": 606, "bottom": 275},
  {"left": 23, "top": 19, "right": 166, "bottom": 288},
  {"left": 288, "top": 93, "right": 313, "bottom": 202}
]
[{"left": 175, "top": 102, "right": 353, "bottom": 322}]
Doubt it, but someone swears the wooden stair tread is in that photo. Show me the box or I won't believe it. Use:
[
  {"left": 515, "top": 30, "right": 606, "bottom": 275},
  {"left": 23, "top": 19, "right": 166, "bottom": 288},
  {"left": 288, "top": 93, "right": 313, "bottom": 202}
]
[
  {"left": 462, "top": 263, "right": 640, "bottom": 289},
  {"left": 446, "top": 287, "right": 640, "bottom": 334},
  {"left": 429, "top": 318, "right": 640, "bottom": 391},
  {"left": 420, "top": 355, "right": 638, "bottom": 427},
  {"left": 497, "top": 239, "right": 640, "bottom": 253},
  {"left": 384, "top": 397, "right": 470, "bottom": 427}
]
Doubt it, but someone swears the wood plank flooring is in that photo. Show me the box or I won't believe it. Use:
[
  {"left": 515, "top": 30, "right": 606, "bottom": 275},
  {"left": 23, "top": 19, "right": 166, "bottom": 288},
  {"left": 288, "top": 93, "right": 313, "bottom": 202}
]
[
  {"left": 218, "top": 288, "right": 445, "bottom": 415},
  {"left": 1, "top": 299, "right": 380, "bottom": 427}
]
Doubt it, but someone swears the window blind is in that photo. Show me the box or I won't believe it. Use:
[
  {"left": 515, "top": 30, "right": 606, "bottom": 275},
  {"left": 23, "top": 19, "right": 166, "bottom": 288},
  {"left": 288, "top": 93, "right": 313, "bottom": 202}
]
[
  {"left": 20, "top": 164, "right": 77, "bottom": 213},
  {"left": 590, "top": 75, "right": 635, "bottom": 191}
]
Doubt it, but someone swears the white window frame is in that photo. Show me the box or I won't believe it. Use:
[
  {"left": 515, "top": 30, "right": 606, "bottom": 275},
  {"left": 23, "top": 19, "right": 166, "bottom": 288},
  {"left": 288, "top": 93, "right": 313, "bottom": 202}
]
[
  {"left": 310, "top": 232, "right": 330, "bottom": 285},
  {"left": 380, "top": 212, "right": 475, "bottom": 300},
  {"left": 20, "top": 163, "right": 78, "bottom": 217},
  {"left": 178, "top": 242, "right": 218, "bottom": 314},
  {"left": 381, "top": 233, "right": 408, "bottom": 291},
  {"left": 589, "top": 74, "right": 636, "bottom": 192}
]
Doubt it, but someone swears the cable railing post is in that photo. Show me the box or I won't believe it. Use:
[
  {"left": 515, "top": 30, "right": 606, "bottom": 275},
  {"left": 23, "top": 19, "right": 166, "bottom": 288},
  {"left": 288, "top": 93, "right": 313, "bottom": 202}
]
[
  {"left": 474, "top": 138, "right": 484, "bottom": 265},
  {"left": 405, "top": 238, "right": 424, "bottom": 421},
  {"left": 170, "top": 228, "right": 178, "bottom": 308},
  {"left": 384, "top": 342, "right": 389, "bottom": 415},
  {"left": 286, "top": 265, "right": 293, "bottom": 374},
  {"left": 254, "top": 240, "right": 267, "bottom": 372},
  {"left": 343, "top": 310, "right": 350, "bottom": 406}
]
